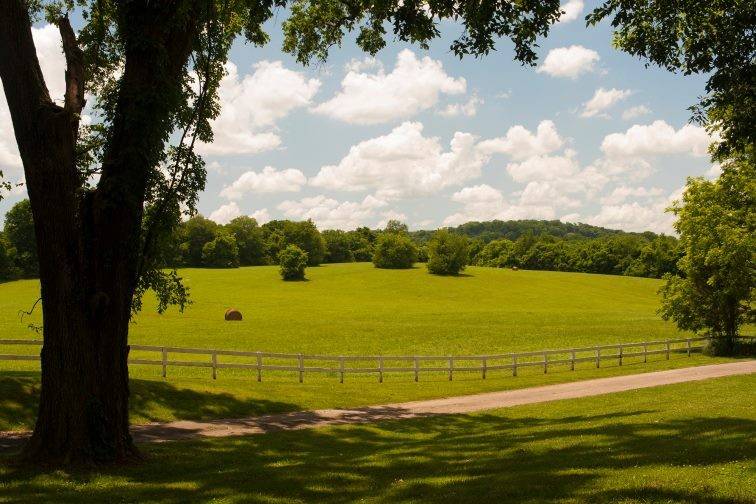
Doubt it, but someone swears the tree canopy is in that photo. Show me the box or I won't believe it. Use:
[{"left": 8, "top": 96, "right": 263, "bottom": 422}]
[
  {"left": 659, "top": 150, "right": 755, "bottom": 353},
  {"left": 587, "top": 0, "right": 755, "bottom": 159}
]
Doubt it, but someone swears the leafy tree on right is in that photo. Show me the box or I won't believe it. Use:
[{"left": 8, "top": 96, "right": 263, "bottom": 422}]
[{"left": 659, "top": 151, "right": 755, "bottom": 354}]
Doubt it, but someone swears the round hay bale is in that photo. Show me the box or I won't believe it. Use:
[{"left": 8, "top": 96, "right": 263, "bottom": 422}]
[
  {"left": 224, "top": 308, "right": 243, "bottom": 321},
  {"left": 511, "top": 266, "right": 519, "bottom": 271}
]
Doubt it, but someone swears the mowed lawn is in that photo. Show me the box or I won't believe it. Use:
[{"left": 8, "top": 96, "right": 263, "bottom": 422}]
[
  {"left": 1, "top": 263, "right": 693, "bottom": 354},
  {"left": 0, "top": 263, "right": 743, "bottom": 431},
  {"left": 2, "top": 375, "right": 754, "bottom": 503}
]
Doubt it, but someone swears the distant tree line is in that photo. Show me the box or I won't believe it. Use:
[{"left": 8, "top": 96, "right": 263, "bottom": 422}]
[{"left": 1, "top": 199, "right": 681, "bottom": 281}]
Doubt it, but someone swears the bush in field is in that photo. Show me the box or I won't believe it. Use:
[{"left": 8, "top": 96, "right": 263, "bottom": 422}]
[
  {"left": 201, "top": 233, "right": 240, "bottom": 268},
  {"left": 279, "top": 244, "right": 308, "bottom": 280},
  {"left": 372, "top": 233, "right": 417, "bottom": 269},
  {"left": 426, "top": 230, "right": 469, "bottom": 275}
]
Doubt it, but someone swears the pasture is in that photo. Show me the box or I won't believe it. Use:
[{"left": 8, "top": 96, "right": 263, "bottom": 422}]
[
  {"left": 1, "top": 262, "right": 694, "bottom": 354},
  {"left": 0, "top": 263, "right": 739, "bottom": 431}
]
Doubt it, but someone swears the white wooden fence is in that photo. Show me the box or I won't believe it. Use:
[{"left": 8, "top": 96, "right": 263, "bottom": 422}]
[{"left": 0, "top": 336, "right": 710, "bottom": 383}]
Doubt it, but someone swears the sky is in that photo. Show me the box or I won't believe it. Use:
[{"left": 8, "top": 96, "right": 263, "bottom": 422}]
[{"left": 0, "top": 1, "right": 720, "bottom": 234}]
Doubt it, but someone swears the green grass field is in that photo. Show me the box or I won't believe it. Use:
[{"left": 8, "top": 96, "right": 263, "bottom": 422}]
[
  {"left": 0, "top": 263, "right": 743, "bottom": 431},
  {"left": 1, "top": 263, "right": 695, "bottom": 353},
  {"left": 2, "top": 374, "right": 754, "bottom": 503}
]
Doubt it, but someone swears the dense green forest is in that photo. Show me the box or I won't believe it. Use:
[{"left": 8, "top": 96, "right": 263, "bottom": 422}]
[{"left": 1, "top": 199, "right": 680, "bottom": 281}]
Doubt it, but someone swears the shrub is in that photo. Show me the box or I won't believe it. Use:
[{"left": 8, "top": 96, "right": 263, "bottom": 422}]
[
  {"left": 279, "top": 244, "right": 308, "bottom": 280},
  {"left": 426, "top": 230, "right": 469, "bottom": 275},
  {"left": 201, "top": 233, "right": 239, "bottom": 268},
  {"left": 372, "top": 233, "right": 417, "bottom": 269}
]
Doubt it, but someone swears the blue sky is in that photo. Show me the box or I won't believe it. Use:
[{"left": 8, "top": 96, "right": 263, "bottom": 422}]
[{"left": 0, "top": 1, "right": 718, "bottom": 233}]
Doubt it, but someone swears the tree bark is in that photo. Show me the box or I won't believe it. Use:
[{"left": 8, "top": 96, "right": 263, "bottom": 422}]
[{"left": 0, "top": 0, "right": 198, "bottom": 465}]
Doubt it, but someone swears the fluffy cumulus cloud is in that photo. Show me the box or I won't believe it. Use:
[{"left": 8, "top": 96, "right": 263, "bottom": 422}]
[
  {"left": 197, "top": 61, "right": 320, "bottom": 156},
  {"left": 220, "top": 166, "right": 307, "bottom": 200},
  {"left": 601, "top": 120, "right": 713, "bottom": 158},
  {"left": 312, "top": 49, "right": 466, "bottom": 124},
  {"left": 438, "top": 93, "right": 483, "bottom": 117},
  {"left": 278, "top": 194, "right": 387, "bottom": 230},
  {"left": 1, "top": 25, "right": 65, "bottom": 183},
  {"left": 477, "top": 120, "right": 564, "bottom": 161},
  {"left": 600, "top": 185, "right": 664, "bottom": 205},
  {"left": 587, "top": 186, "right": 684, "bottom": 234},
  {"left": 310, "top": 121, "right": 488, "bottom": 199},
  {"left": 209, "top": 202, "right": 242, "bottom": 224},
  {"left": 209, "top": 202, "right": 271, "bottom": 225},
  {"left": 442, "top": 184, "right": 556, "bottom": 226},
  {"left": 559, "top": 0, "right": 584, "bottom": 23},
  {"left": 537, "top": 45, "right": 599, "bottom": 79},
  {"left": 621, "top": 105, "right": 651, "bottom": 120},
  {"left": 581, "top": 88, "right": 632, "bottom": 118}
]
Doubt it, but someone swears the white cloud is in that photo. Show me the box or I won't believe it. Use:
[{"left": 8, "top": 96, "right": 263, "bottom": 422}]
[
  {"left": 442, "top": 184, "right": 557, "bottom": 226},
  {"left": 310, "top": 121, "right": 487, "bottom": 199},
  {"left": 581, "top": 88, "right": 632, "bottom": 118},
  {"left": 312, "top": 49, "right": 466, "bottom": 124},
  {"left": 438, "top": 93, "right": 483, "bottom": 117},
  {"left": 588, "top": 156, "right": 655, "bottom": 181},
  {"left": 537, "top": 45, "right": 599, "bottom": 79},
  {"left": 560, "top": 212, "right": 581, "bottom": 223},
  {"left": 505, "top": 151, "right": 580, "bottom": 183},
  {"left": 209, "top": 202, "right": 242, "bottom": 224},
  {"left": 587, "top": 187, "right": 683, "bottom": 233},
  {"left": 587, "top": 201, "right": 674, "bottom": 234},
  {"left": 1, "top": 25, "right": 65, "bottom": 178},
  {"left": 601, "top": 120, "right": 713, "bottom": 158},
  {"left": 220, "top": 166, "right": 307, "bottom": 200},
  {"left": 559, "top": 0, "right": 584, "bottom": 23},
  {"left": 600, "top": 185, "right": 664, "bottom": 205},
  {"left": 377, "top": 209, "right": 409, "bottom": 228},
  {"left": 518, "top": 181, "right": 581, "bottom": 208},
  {"left": 197, "top": 61, "right": 320, "bottom": 156},
  {"left": 477, "top": 120, "right": 564, "bottom": 161},
  {"left": 621, "top": 105, "right": 651, "bottom": 120},
  {"left": 250, "top": 208, "right": 271, "bottom": 224},
  {"left": 278, "top": 194, "right": 387, "bottom": 230}
]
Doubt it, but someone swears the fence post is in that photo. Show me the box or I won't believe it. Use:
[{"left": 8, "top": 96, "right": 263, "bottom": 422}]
[
  {"left": 687, "top": 339, "right": 691, "bottom": 357},
  {"left": 570, "top": 351, "right": 575, "bottom": 371},
  {"left": 161, "top": 347, "right": 167, "bottom": 378},
  {"left": 298, "top": 354, "right": 304, "bottom": 383},
  {"left": 666, "top": 340, "right": 670, "bottom": 360},
  {"left": 448, "top": 356, "right": 453, "bottom": 381},
  {"left": 596, "top": 348, "right": 600, "bottom": 368},
  {"left": 643, "top": 343, "right": 648, "bottom": 363},
  {"left": 618, "top": 346, "right": 623, "bottom": 366},
  {"left": 212, "top": 351, "right": 217, "bottom": 380},
  {"left": 414, "top": 357, "right": 419, "bottom": 382},
  {"left": 543, "top": 352, "right": 548, "bottom": 374},
  {"left": 378, "top": 356, "right": 384, "bottom": 383},
  {"left": 339, "top": 356, "right": 344, "bottom": 384},
  {"left": 256, "top": 352, "right": 262, "bottom": 382},
  {"left": 482, "top": 358, "right": 487, "bottom": 379},
  {"left": 512, "top": 354, "right": 518, "bottom": 377}
]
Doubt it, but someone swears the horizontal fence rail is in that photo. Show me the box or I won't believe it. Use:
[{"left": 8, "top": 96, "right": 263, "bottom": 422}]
[{"left": 0, "top": 336, "right": 741, "bottom": 383}]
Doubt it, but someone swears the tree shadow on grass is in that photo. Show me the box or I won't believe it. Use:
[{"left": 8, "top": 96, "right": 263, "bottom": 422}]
[
  {"left": 1, "top": 408, "right": 753, "bottom": 503},
  {"left": 0, "top": 372, "right": 297, "bottom": 433}
]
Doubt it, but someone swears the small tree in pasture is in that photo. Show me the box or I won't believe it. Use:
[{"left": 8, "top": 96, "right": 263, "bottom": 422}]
[
  {"left": 426, "top": 230, "right": 469, "bottom": 275},
  {"left": 279, "top": 245, "right": 308, "bottom": 281}
]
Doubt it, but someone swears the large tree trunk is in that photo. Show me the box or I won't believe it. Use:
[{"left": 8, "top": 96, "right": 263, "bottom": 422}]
[{"left": 0, "top": 0, "right": 198, "bottom": 464}]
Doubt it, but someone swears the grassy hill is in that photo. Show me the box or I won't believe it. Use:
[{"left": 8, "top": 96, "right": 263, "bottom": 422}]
[
  {"left": 3, "top": 263, "right": 737, "bottom": 431},
  {"left": 1, "top": 262, "right": 689, "bottom": 355}
]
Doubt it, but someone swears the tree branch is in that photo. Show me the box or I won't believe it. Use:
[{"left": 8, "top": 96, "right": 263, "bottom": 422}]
[{"left": 58, "top": 16, "right": 86, "bottom": 122}]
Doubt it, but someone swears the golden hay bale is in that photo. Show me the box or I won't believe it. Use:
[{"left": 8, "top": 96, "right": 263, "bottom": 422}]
[{"left": 224, "top": 308, "right": 243, "bottom": 321}]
